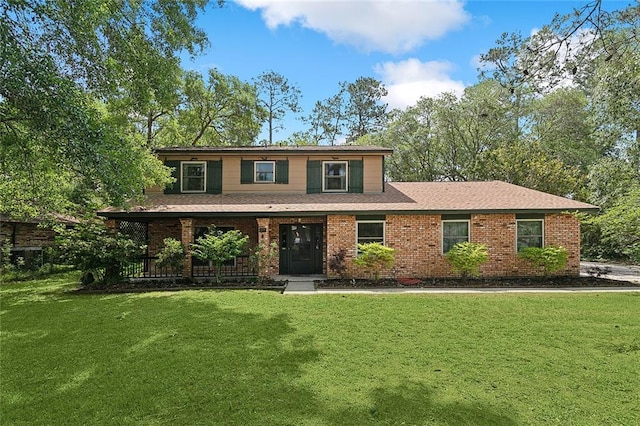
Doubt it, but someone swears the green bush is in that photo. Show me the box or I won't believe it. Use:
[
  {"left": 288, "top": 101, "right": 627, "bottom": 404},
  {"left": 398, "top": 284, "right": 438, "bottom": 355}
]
[
  {"left": 353, "top": 242, "right": 395, "bottom": 281},
  {"left": 156, "top": 238, "right": 186, "bottom": 283},
  {"left": 56, "top": 221, "right": 144, "bottom": 285},
  {"left": 445, "top": 242, "right": 489, "bottom": 277},
  {"left": 518, "top": 245, "right": 568, "bottom": 276},
  {"left": 191, "top": 228, "right": 249, "bottom": 283}
]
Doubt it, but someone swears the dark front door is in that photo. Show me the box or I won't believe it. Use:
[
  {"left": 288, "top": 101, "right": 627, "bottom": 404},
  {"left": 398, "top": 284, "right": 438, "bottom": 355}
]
[{"left": 279, "top": 224, "right": 323, "bottom": 275}]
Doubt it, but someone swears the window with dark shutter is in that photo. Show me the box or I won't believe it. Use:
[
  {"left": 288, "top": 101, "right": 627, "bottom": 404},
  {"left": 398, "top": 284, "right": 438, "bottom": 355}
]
[
  {"left": 206, "top": 160, "right": 222, "bottom": 194},
  {"left": 307, "top": 160, "right": 322, "bottom": 193},
  {"left": 348, "top": 160, "right": 363, "bottom": 193},
  {"left": 163, "top": 160, "right": 181, "bottom": 194}
]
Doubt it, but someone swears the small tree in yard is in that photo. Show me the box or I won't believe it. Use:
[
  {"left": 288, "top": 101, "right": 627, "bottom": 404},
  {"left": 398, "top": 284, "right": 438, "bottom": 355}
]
[
  {"left": 445, "top": 242, "right": 489, "bottom": 278},
  {"left": 518, "top": 246, "right": 568, "bottom": 276},
  {"left": 56, "top": 221, "right": 143, "bottom": 285},
  {"left": 155, "top": 238, "right": 186, "bottom": 284},
  {"left": 191, "top": 229, "right": 249, "bottom": 283},
  {"left": 353, "top": 243, "right": 395, "bottom": 282}
]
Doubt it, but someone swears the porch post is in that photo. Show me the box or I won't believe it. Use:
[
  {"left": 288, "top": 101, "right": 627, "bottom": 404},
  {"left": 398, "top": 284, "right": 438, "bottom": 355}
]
[
  {"left": 256, "top": 217, "right": 272, "bottom": 277},
  {"left": 103, "top": 219, "right": 119, "bottom": 232},
  {"left": 180, "top": 218, "right": 194, "bottom": 279}
]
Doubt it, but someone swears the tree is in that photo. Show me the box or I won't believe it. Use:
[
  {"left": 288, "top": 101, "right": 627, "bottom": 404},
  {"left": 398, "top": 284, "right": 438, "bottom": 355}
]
[
  {"left": 191, "top": 228, "right": 249, "bottom": 283},
  {"left": 56, "top": 221, "right": 144, "bottom": 285},
  {"left": 155, "top": 238, "right": 186, "bottom": 283},
  {"left": 157, "top": 69, "right": 266, "bottom": 146},
  {"left": 0, "top": 0, "right": 220, "bottom": 218},
  {"left": 343, "top": 77, "right": 389, "bottom": 143},
  {"left": 254, "top": 71, "right": 302, "bottom": 145}
]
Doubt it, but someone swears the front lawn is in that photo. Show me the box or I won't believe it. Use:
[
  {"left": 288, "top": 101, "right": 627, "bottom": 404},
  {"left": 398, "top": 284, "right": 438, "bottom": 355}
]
[{"left": 1, "top": 273, "right": 639, "bottom": 425}]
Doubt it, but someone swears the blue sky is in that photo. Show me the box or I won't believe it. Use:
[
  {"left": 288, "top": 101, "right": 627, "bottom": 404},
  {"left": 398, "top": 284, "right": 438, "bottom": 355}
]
[{"left": 183, "top": 0, "right": 623, "bottom": 142}]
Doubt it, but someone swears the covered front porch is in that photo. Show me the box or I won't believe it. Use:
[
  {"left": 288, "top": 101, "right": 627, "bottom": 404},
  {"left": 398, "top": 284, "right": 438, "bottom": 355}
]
[{"left": 106, "top": 216, "right": 327, "bottom": 280}]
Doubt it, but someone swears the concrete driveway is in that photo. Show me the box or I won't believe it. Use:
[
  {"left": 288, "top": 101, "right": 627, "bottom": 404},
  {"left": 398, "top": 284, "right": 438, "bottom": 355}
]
[{"left": 580, "top": 261, "right": 640, "bottom": 284}]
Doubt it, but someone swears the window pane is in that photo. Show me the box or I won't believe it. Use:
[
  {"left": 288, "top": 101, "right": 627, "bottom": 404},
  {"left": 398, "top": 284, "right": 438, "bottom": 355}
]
[
  {"left": 357, "top": 222, "right": 384, "bottom": 245},
  {"left": 324, "top": 162, "right": 347, "bottom": 191},
  {"left": 182, "top": 163, "right": 205, "bottom": 192},
  {"left": 443, "top": 221, "right": 469, "bottom": 253},
  {"left": 443, "top": 221, "right": 468, "bottom": 238},
  {"left": 255, "top": 162, "right": 274, "bottom": 182},
  {"left": 517, "top": 220, "right": 543, "bottom": 251}
]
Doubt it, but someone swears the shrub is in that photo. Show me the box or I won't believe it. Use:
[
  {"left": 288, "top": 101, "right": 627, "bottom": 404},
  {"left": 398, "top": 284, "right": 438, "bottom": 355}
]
[
  {"left": 445, "top": 242, "right": 489, "bottom": 278},
  {"left": 328, "top": 248, "right": 348, "bottom": 278},
  {"left": 56, "top": 221, "right": 144, "bottom": 285},
  {"left": 155, "top": 238, "right": 186, "bottom": 283},
  {"left": 191, "top": 228, "right": 249, "bottom": 283},
  {"left": 518, "top": 245, "right": 568, "bottom": 276},
  {"left": 353, "top": 243, "right": 395, "bottom": 281}
]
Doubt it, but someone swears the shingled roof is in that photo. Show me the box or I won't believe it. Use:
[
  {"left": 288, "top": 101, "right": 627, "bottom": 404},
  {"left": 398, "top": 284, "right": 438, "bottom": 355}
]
[{"left": 99, "top": 181, "right": 598, "bottom": 218}]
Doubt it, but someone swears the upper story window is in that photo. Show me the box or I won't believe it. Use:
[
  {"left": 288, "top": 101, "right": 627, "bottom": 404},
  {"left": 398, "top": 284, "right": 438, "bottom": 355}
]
[
  {"left": 255, "top": 161, "right": 275, "bottom": 183},
  {"left": 442, "top": 220, "right": 470, "bottom": 253},
  {"left": 181, "top": 162, "right": 206, "bottom": 193},
  {"left": 516, "top": 218, "right": 544, "bottom": 252},
  {"left": 323, "top": 161, "right": 348, "bottom": 192}
]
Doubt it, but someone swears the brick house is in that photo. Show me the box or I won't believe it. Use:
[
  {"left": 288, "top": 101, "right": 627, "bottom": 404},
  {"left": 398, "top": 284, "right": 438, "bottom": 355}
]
[
  {"left": 98, "top": 146, "right": 598, "bottom": 279},
  {"left": 0, "top": 215, "right": 77, "bottom": 268}
]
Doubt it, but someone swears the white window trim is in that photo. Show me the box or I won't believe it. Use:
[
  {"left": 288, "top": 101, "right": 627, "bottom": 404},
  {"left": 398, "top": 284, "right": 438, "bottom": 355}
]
[
  {"left": 356, "top": 220, "right": 385, "bottom": 251},
  {"left": 181, "top": 161, "right": 207, "bottom": 193},
  {"left": 441, "top": 220, "right": 470, "bottom": 254},
  {"left": 322, "top": 161, "right": 348, "bottom": 193},
  {"left": 254, "top": 160, "right": 275, "bottom": 183},
  {"left": 516, "top": 219, "right": 544, "bottom": 252}
]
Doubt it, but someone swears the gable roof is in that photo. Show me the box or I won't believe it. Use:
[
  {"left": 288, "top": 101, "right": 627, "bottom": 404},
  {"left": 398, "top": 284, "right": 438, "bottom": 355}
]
[{"left": 99, "top": 181, "right": 598, "bottom": 218}]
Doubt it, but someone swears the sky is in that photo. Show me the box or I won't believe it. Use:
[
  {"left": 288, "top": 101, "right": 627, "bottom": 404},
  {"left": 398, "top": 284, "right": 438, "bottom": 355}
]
[{"left": 182, "top": 0, "right": 624, "bottom": 142}]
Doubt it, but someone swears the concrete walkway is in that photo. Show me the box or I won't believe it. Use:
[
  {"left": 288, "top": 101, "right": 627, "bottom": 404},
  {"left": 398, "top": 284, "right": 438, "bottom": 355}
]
[{"left": 580, "top": 261, "right": 640, "bottom": 284}]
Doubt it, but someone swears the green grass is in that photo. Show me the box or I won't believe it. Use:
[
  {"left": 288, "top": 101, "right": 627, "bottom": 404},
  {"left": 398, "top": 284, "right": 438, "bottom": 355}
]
[{"left": 1, "top": 273, "right": 639, "bottom": 425}]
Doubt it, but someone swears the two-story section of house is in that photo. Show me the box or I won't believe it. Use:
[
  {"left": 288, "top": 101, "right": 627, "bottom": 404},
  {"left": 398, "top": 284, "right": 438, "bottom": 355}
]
[{"left": 98, "top": 145, "right": 598, "bottom": 279}]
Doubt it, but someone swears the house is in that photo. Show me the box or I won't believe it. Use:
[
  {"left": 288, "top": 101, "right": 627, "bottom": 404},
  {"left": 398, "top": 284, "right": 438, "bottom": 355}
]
[
  {"left": 98, "top": 145, "right": 598, "bottom": 279},
  {"left": 0, "top": 215, "right": 77, "bottom": 268}
]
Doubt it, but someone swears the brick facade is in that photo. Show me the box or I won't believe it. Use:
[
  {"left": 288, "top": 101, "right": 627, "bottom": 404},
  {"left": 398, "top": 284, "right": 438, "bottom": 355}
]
[
  {"left": 0, "top": 222, "right": 57, "bottom": 248},
  {"left": 139, "top": 211, "right": 580, "bottom": 279},
  {"left": 325, "top": 212, "right": 581, "bottom": 279}
]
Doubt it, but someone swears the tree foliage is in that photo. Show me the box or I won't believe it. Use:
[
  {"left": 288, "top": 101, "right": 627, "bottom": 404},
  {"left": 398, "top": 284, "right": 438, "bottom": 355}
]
[
  {"left": 254, "top": 70, "right": 302, "bottom": 145},
  {"left": 0, "top": 0, "right": 219, "bottom": 218},
  {"left": 191, "top": 228, "right": 249, "bottom": 282},
  {"left": 56, "top": 221, "right": 144, "bottom": 285}
]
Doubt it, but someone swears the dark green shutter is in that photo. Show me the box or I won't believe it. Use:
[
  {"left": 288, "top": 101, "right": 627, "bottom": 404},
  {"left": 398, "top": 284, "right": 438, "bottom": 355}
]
[
  {"left": 306, "top": 160, "right": 322, "bottom": 193},
  {"left": 164, "top": 160, "right": 181, "bottom": 194},
  {"left": 276, "top": 160, "right": 289, "bottom": 184},
  {"left": 348, "top": 160, "right": 363, "bottom": 193},
  {"left": 240, "top": 160, "right": 253, "bottom": 184},
  {"left": 206, "top": 160, "right": 222, "bottom": 194}
]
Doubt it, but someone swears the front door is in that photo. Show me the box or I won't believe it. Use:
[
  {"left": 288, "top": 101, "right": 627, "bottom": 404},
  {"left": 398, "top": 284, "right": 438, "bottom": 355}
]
[{"left": 279, "top": 224, "right": 323, "bottom": 275}]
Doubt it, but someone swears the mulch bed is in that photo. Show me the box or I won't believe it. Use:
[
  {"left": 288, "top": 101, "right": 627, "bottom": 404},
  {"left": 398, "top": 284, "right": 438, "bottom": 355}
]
[
  {"left": 316, "top": 276, "right": 640, "bottom": 289},
  {"left": 74, "top": 278, "right": 286, "bottom": 294}
]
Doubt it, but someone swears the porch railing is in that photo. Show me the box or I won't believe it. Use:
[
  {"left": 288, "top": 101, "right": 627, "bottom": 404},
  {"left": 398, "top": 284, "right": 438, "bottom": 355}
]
[
  {"left": 122, "top": 255, "right": 256, "bottom": 279},
  {"left": 192, "top": 255, "right": 255, "bottom": 278},
  {"left": 122, "top": 256, "right": 180, "bottom": 279}
]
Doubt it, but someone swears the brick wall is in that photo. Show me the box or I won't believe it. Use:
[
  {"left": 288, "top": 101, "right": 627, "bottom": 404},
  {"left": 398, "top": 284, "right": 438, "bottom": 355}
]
[
  {"left": 0, "top": 222, "right": 57, "bottom": 248},
  {"left": 325, "top": 213, "right": 581, "bottom": 279}
]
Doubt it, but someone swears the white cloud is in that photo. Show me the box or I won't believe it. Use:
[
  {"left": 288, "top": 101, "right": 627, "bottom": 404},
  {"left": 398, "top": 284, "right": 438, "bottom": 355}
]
[
  {"left": 234, "top": 0, "right": 470, "bottom": 54},
  {"left": 374, "top": 58, "right": 465, "bottom": 109}
]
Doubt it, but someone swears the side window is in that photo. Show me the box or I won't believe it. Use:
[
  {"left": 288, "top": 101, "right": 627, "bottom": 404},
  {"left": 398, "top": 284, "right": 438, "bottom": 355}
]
[
  {"left": 442, "top": 220, "right": 470, "bottom": 253},
  {"left": 356, "top": 220, "right": 385, "bottom": 248},
  {"left": 516, "top": 219, "right": 544, "bottom": 252},
  {"left": 323, "top": 161, "right": 348, "bottom": 192},
  {"left": 255, "top": 161, "right": 275, "bottom": 183},
  {"left": 181, "top": 162, "right": 206, "bottom": 193}
]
